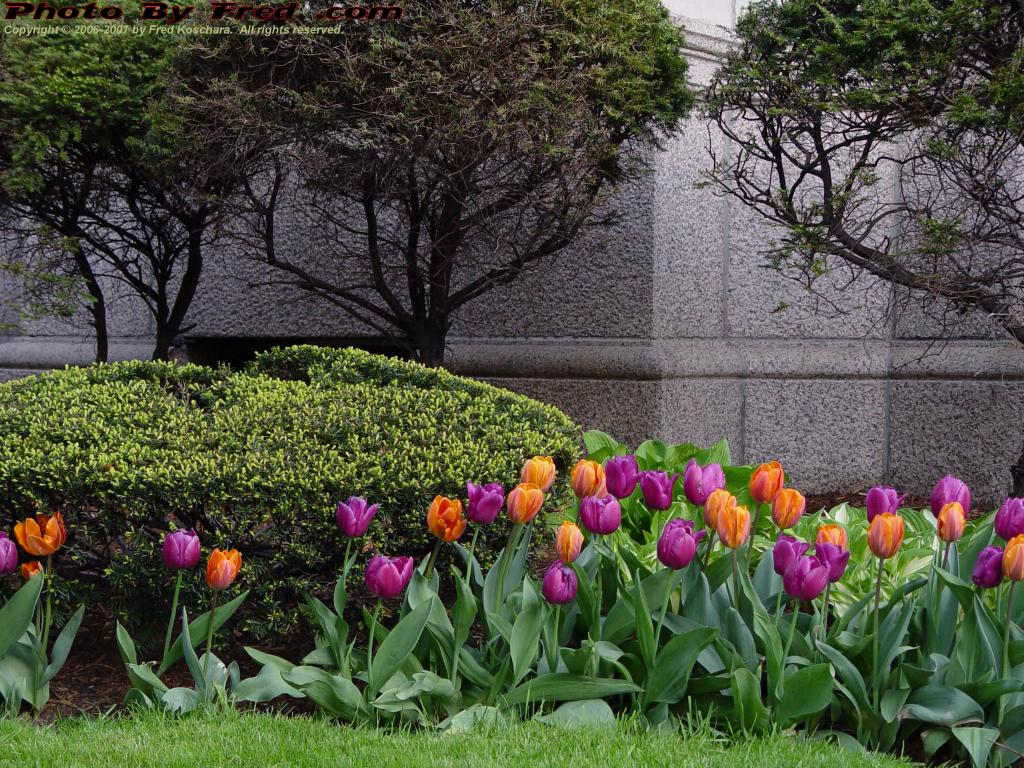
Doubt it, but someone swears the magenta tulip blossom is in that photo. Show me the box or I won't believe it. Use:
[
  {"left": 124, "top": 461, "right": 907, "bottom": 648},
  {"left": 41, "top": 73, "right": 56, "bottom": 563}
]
[
  {"left": 365, "top": 555, "right": 414, "bottom": 599},
  {"left": 541, "top": 562, "right": 578, "bottom": 604},
  {"left": 682, "top": 459, "right": 726, "bottom": 506},
  {"left": 465, "top": 482, "right": 504, "bottom": 525},
  {"left": 865, "top": 486, "right": 904, "bottom": 523},
  {"left": 605, "top": 455, "right": 640, "bottom": 499},
  {"left": 995, "top": 498, "right": 1024, "bottom": 541},
  {"left": 972, "top": 546, "right": 1004, "bottom": 589},
  {"left": 930, "top": 475, "right": 970, "bottom": 517},
  {"left": 336, "top": 497, "right": 379, "bottom": 538},
  {"left": 783, "top": 554, "right": 829, "bottom": 601},
  {"left": 639, "top": 470, "right": 678, "bottom": 511},
  {"left": 0, "top": 532, "right": 16, "bottom": 575},
  {"left": 161, "top": 529, "right": 201, "bottom": 571},
  {"left": 815, "top": 542, "right": 850, "bottom": 583},
  {"left": 579, "top": 494, "right": 622, "bottom": 535},
  {"left": 657, "top": 518, "right": 707, "bottom": 569},
  {"left": 772, "top": 533, "right": 809, "bottom": 577}
]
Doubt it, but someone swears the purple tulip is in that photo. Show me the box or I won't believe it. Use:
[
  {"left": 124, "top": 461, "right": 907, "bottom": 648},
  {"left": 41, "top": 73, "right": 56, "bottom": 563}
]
[
  {"left": 0, "top": 533, "right": 16, "bottom": 575},
  {"left": 972, "top": 546, "right": 1004, "bottom": 589},
  {"left": 579, "top": 494, "right": 622, "bottom": 535},
  {"left": 365, "top": 555, "right": 414, "bottom": 599},
  {"left": 336, "top": 497, "right": 379, "bottom": 538},
  {"left": 783, "top": 554, "right": 830, "bottom": 601},
  {"left": 931, "top": 475, "right": 971, "bottom": 517},
  {"left": 682, "top": 459, "right": 726, "bottom": 506},
  {"left": 161, "top": 529, "right": 201, "bottom": 571},
  {"left": 995, "top": 498, "right": 1024, "bottom": 541},
  {"left": 657, "top": 518, "right": 707, "bottom": 570},
  {"left": 541, "top": 562, "right": 578, "bottom": 604},
  {"left": 865, "top": 486, "right": 905, "bottom": 523},
  {"left": 772, "top": 533, "right": 810, "bottom": 577},
  {"left": 466, "top": 482, "right": 505, "bottom": 525},
  {"left": 605, "top": 455, "right": 640, "bottom": 499},
  {"left": 639, "top": 471, "right": 678, "bottom": 511},
  {"left": 815, "top": 542, "right": 850, "bottom": 583}
]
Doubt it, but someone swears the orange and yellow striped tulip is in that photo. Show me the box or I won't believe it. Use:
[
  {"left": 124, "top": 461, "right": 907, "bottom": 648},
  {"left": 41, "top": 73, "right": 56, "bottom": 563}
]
[
  {"left": 427, "top": 495, "right": 466, "bottom": 542},
  {"left": 771, "top": 488, "right": 805, "bottom": 529},
  {"left": 570, "top": 460, "right": 606, "bottom": 498},
  {"left": 20, "top": 561, "right": 42, "bottom": 580},
  {"left": 716, "top": 504, "right": 751, "bottom": 549},
  {"left": 817, "top": 523, "right": 848, "bottom": 550},
  {"left": 868, "top": 513, "right": 904, "bottom": 559},
  {"left": 507, "top": 483, "right": 544, "bottom": 524},
  {"left": 521, "top": 456, "right": 556, "bottom": 493},
  {"left": 750, "top": 461, "right": 784, "bottom": 504},
  {"left": 1004, "top": 535, "right": 1024, "bottom": 581},
  {"left": 206, "top": 548, "right": 242, "bottom": 591},
  {"left": 936, "top": 501, "right": 966, "bottom": 543},
  {"left": 14, "top": 512, "right": 67, "bottom": 557},
  {"left": 555, "top": 521, "right": 584, "bottom": 564},
  {"left": 703, "top": 488, "right": 736, "bottom": 531}
]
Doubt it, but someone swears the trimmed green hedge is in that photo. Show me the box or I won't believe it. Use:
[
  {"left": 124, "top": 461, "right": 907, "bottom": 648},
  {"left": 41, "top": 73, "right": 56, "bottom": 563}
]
[{"left": 0, "top": 346, "right": 581, "bottom": 638}]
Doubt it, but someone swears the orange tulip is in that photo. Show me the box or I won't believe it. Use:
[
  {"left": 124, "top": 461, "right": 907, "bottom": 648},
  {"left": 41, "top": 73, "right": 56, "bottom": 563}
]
[
  {"left": 555, "top": 520, "right": 584, "bottom": 563},
  {"left": 507, "top": 482, "right": 544, "bottom": 524},
  {"left": 205, "top": 548, "right": 242, "bottom": 591},
  {"left": 771, "top": 488, "right": 805, "bottom": 529},
  {"left": 14, "top": 512, "right": 67, "bottom": 557},
  {"left": 1005, "top": 535, "right": 1024, "bottom": 581},
  {"left": 570, "top": 460, "right": 606, "bottom": 498},
  {"left": 427, "top": 495, "right": 466, "bottom": 542},
  {"left": 817, "top": 523, "right": 848, "bottom": 550},
  {"left": 20, "top": 561, "right": 42, "bottom": 580},
  {"left": 716, "top": 504, "right": 751, "bottom": 549},
  {"left": 750, "top": 461, "right": 784, "bottom": 504},
  {"left": 521, "top": 456, "right": 556, "bottom": 493},
  {"left": 936, "top": 501, "right": 966, "bottom": 543},
  {"left": 868, "top": 513, "right": 904, "bottom": 559},
  {"left": 703, "top": 488, "right": 736, "bottom": 530}
]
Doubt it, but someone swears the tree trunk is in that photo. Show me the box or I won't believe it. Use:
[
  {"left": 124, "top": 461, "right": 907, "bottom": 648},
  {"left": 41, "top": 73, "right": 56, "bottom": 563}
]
[
  {"left": 413, "top": 324, "right": 447, "bottom": 368},
  {"left": 72, "top": 248, "right": 108, "bottom": 363}
]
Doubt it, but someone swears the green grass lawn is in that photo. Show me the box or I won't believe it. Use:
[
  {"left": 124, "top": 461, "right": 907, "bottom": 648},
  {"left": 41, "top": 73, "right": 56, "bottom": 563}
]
[{"left": 0, "top": 710, "right": 920, "bottom": 768}]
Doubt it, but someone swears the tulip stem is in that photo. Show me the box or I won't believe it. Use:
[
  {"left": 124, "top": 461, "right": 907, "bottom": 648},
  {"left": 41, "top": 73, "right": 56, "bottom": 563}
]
[
  {"left": 1003, "top": 581, "right": 1018, "bottom": 679},
  {"left": 367, "top": 599, "right": 382, "bottom": 674},
  {"left": 655, "top": 569, "right": 677, "bottom": 652},
  {"left": 774, "top": 587, "right": 784, "bottom": 624},
  {"left": 702, "top": 529, "right": 716, "bottom": 568},
  {"left": 465, "top": 528, "right": 480, "bottom": 581},
  {"left": 731, "top": 549, "right": 740, "bottom": 613},
  {"left": 871, "top": 557, "right": 885, "bottom": 713},
  {"left": 203, "top": 591, "right": 219, "bottom": 688},
  {"left": 424, "top": 539, "right": 442, "bottom": 579},
  {"left": 941, "top": 541, "right": 951, "bottom": 571},
  {"left": 817, "top": 582, "right": 831, "bottom": 651},
  {"left": 162, "top": 570, "right": 184, "bottom": 666},
  {"left": 495, "top": 523, "right": 522, "bottom": 605},
  {"left": 545, "top": 604, "right": 561, "bottom": 673},
  {"left": 40, "top": 555, "right": 53, "bottom": 655},
  {"left": 782, "top": 599, "right": 800, "bottom": 667},
  {"left": 342, "top": 539, "right": 353, "bottom": 587}
]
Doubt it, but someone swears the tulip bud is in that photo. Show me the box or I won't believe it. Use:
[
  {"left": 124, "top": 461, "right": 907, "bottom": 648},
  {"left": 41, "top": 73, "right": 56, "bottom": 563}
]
[
  {"left": 995, "top": 497, "right": 1024, "bottom": 541},
  {"left": 427, "top": 495, "right": 466, "bottom": 542},
  {"left": 657, "top": 518, "right": 706, "bottom": 570},
  {"left": 21, "top": 561, "right": 41, "bottom": 580},
  {"left": 930, "top": 475, "right": 970, "bottom": 518},
  {"left": 1004, "top": 535, "right": 1024, "bottom": 581},
  {"left": 639, "top": 470, "right": 678, "bottom": 511},
  {"left": 541, "top": 562, "right": 577, "bottom": 605},
  {"left": 579, "top": 494, "right": 622, "bottom": 536},
  {"left": 205, "top": 548, "right": 242, "bottom": 591},
  {"left": 365, "top": 555, "right": 414, "bottom": 599},
  {"left": 507, "top": 483, "right": 544, "bottom": 524},
  {"left": 716, "top": 504, "right": 751, "bottom": 549},
  {"left": 771, "top": 488, "right": 805, "bottom": 529},
  {"left": 817, "top": 523, "right": 848, "bottom": 550},
  {"left": 865, "top": 486, "right": 904, "bottom": 523},
  {"left": 605, "top": 455, "right": 640, "bottom": 499},
  {"left": 815, "top": 542, "right": 850, "bottom": 583},
  {"left": 682, "top": 459, "right": 726, "bottom": 506},
  {"left": 783, "top": 554, "right": 829, "bottom": 601},
  {"left": 521, "top": 456, "right": 556, "bottom": 492},
  {"left": 14, "top": 512, "right": 67, "bottom": 557},
  {"left": 335, "top": 496, "right": 379, "bottom": 538},
  {"left": 972, "top": 545, "right": 1004, "bottom": 589},
  {"left": 868, "top": 513, "right": 904, "bottom": 559},
  {"left": 571, "top": 460, "right": 606, "bottom": 498},
  {"left": 772, "top": 533, "right": 809, "bottom": 577},
  {"left": 162, "top": 529, "right": 201, "bottom": 571},
  {"left": 750, "top": 461, "right": 784, "bottom": 505},
  {"left": 466, "top": 482, "right": 505, "bottom": 525},
  {"left": 703, "top": 488, "right": 736, "bottom": 530},
  {"left": 936, "top": 501, "right": 966, "bottom": 543},
  {"left": 0, "top": 532, "right": 17, "bottom": 575},
  {"left": 555, "top": 521, "right": 583, "bottom": 564}
]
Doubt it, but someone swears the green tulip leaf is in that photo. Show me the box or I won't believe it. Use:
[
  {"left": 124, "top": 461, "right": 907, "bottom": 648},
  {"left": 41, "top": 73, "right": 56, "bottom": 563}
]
[
  {"left": 951, "top": 726, "right": 1000, "bottom": 768},
  {"left": 900, "top": 685, "right": 984, "bottom": 727},
  {"left": 502, "top": 673, "right": 640, "bottom": 706},
  {"left": 538, "top": 698, "right": 616, "bottom": 728},
  {"left": 115, "top": 621, "right": 138, "bottom": 666},
  {"left": 731, "top": 666, "right": 769, "bottom": 734},
  {"left": 510, "top": 577, "right": 544, "bottom": 685},
  {"left": 42, "top": 604, "right": 85, "bottom": 684},
  {"left": 159, "top": 591, "right": 249, "bottom": 675},
  {"left": 0, "top": 576, "right": 42, "bottom": 659},
  {"left": 646, "top": 627, "right": 716, "bottom": 704},
  {"left": 369, "top": 600, "right": 431, "bottom": 697},
  {"left": 284, "top": 666, "right": 365, "bottom": 719},
  {"left": 777, "top": 663, "right": 834, "bottom": 728}
]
